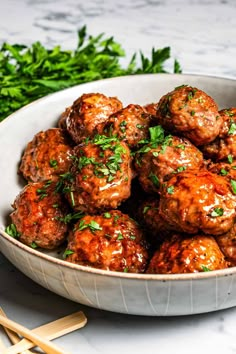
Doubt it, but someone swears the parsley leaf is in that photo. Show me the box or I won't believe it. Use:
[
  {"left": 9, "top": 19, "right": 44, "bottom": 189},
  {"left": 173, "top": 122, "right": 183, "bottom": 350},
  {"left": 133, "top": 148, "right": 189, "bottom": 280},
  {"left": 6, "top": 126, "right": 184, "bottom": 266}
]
[{"left": 0, "top": 26, "right": 181, "bottom": 122}]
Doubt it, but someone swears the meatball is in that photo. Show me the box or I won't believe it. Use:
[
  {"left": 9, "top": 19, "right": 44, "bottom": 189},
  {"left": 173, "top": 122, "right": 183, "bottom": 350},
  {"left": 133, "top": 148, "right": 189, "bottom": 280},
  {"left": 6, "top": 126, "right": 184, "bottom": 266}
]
[
  {"left": 216, "top": 223, "right": 236, "bottom": 266},
  {"left": 102, "top": 104, "right": 152, "bottom": 148},
  {"left": 58, "top": 106, "right": 72, "bottom": 130},
  {"left": 155, "top": 85, "right": 221, "bottom": 146},
  {"left": 65, "top": 135, "right": 132, "bottom": 214},
  {"left": 134, "top": 133, "right": 204, "bottom": 194},
  {"left": 201, "top": 108, "right": 236, "bottom": 161},
  {"left": 138, "top": 197, "right": 181, "bottom": 243},
  {"left": 64, "top": 210, "right": 149, "bottom": 273},
  {"left": 159, "top": 170, "right": 236, "bottom": 235},
  {"left": 65, "top": 93, "right": 123, "bottom": 144},
  {"left": 19, "top": 128, "right": 73, "bottom": 182},
  {"left": 147, "top": 234, "right": 228, "bottom": 274},
  {"left": 10, "top": 181, "right": 69, "bottom": 249},
  {"left": 143, "top": 102, "right": 159, "bottom": 116},
  {"left": 208, "top": 161, "right": 236, "bottom": 194}
]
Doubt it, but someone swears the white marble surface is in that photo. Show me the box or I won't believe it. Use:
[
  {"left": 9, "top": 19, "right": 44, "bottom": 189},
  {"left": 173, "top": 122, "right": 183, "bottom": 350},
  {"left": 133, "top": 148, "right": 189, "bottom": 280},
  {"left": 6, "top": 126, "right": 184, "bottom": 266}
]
[{"left": 1, "top": 0, "right": 236, "bottom": 353}]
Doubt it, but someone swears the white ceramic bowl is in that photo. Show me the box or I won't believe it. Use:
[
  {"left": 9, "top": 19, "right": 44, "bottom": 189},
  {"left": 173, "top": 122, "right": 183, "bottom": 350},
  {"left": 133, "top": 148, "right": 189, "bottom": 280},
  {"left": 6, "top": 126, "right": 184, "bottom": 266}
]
[{"left": 1, "top": 74, "right": 236, "bottom": 316}]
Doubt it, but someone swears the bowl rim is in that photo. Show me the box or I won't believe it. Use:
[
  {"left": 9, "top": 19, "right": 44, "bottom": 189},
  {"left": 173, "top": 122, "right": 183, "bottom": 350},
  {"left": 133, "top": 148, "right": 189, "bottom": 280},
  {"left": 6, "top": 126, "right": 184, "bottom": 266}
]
[{"left": 1, "top": 72, "right": 236, "bottom": 281}]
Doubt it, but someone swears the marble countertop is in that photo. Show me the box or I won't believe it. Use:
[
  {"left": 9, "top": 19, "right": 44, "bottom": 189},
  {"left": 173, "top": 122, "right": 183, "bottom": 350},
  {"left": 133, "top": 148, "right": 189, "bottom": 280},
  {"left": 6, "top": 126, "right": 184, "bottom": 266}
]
[{"left": 1, "top": 0, "right": 236, "bottom": 353}]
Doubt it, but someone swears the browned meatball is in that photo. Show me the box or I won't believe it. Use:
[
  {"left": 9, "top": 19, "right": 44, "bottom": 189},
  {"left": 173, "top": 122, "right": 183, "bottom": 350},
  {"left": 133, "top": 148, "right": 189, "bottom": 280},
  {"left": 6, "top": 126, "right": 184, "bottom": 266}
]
[
  {"left": 65, "top": 93, "right": 123, "bottom": 144},
  {"left": 65, "top": 135, "right": 132, "bottom": 214},
  {"left": 208, "top": 161, "right": 236, "bottom": 196},
  {"left": 10, "top": 181, "right": 69, "bottom": 249},
  {"left": 134, "top": 132, "right": 204, "bottom": 194},
  {"left": 101, "top": 104, "right": 152, "bottom": 148},
  {"left": 143, "top": 102, "right": 159, "bottom": 116},
  {"left": 64, "top": 210, "right": 149, "bottom": 273},
  {"left": 155, "top": 85, "right": 221, "bottom": 146},
  {"left": 201, "top": 108, "right": 236, "bottom": 161},
  {"left": 216, "top": 223, "right": 236, "bottom": 266},
  {"left": 138, "top": 197, "right": 181, "bottom": 244},
  {"left": 159, "top": 170, "right": 236, "bottom": 235},
  {"left": 147, "top": 234, "right": 228, "bottom": 274},
  {"left": 58, "top": 106, "right": 72, "bottom": 130},
  {"left": 19, "top": 128, "right": 73, "bottom": 182}
]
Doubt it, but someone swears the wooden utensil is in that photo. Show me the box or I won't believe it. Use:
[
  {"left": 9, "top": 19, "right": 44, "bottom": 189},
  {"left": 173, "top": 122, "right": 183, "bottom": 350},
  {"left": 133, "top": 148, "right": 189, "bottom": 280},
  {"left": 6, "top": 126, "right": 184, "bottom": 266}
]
[
  {"left": 0, "top": 314, "right": 69, "bottom": 354},
  {"left": 0, "top": 307, "right": 87, "bottom": 353}
]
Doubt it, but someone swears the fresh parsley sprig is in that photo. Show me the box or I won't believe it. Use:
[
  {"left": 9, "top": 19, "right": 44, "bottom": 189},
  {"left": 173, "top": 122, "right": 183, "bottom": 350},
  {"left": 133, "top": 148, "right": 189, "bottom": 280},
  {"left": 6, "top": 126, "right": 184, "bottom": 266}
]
[{"left": 0, "top": 26, "right": 181, "bottom": 122}]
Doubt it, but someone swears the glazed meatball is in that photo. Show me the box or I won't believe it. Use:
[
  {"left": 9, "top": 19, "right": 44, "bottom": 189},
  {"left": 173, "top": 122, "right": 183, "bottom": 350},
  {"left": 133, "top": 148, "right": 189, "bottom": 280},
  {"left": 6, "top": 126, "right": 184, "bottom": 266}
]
[
  {"left": 65, "top": 93, "right": 123, "bottom": 144},
  {"left": 208, "top": 160, "right": 236, "bottom": 192},
  {"left": 159, "top": 170, "right": 236, "bottom": 235},
  {"left": 10, "top": 181, "right": 69, "bottom": 249},
  {"left": 138, "top": 197, "right": 180, "bottom": 245},
  {"left": 201, "top": 108, "right": 236, "bottom": 161},
  {"left": 143, "top": 102, "right": 159, "bottom": 116},
  {"left": 19, "top": 128, "right": 73, "bottom": 182},
  {"left": 216, "top": 223, "right": 236, "bottom": 265},
  {"left": 64, "top": 210, "right": 149, "bottom": 273},
  {"left": 58, "top": 106, "right": 72, "bottom": 130},
  {"left": 65, "top": 135, "right": 132, "bottom": 213},
  {"left": 147, "top": 234, "right": 228, "bottom": 274},
  {"left": 134, "top": 133, "right": 204, "bottom": 194},
  {"left": 102, "top": 104, "right": 152, "bottom": 148},
  {"left": 155, "top": 85, "right": 221, "bottom": 146}
]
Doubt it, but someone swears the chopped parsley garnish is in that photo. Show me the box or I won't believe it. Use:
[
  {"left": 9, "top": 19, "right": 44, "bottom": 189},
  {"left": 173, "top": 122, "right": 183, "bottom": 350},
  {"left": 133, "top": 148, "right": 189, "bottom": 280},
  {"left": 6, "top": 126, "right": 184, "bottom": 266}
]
[
  {"left": 49, "top": 159, "right": 58, "bottom": 168},
  {"left": 190, "top": 110, "right": 195, "bottom": 116},
  {"left": 230, "top": 179, "right": 236, "bottom": 194},
  {"left": 220, "top": 168, "right": 228, "bottom": 176},
  {"left": 104, "top": 212, "right": 112, "bottom": 219},
  {"left": 56, "top": 211, "right": 84, "bottom": 224},
  {"left": 123, "top": 267, "right": 129, "bottom": 273},
  {"left": 148, "top": 172, "right": 160, "bottom": 188},
  {"left": 5, "top": 223, "right": 20, "bottom": 238},
  {"left": 167, "top": 185, "right": 174, "bottom": 194},
  {"left": 210, "top": 207, "right": 224, "bottom": 217},
  {"left": 77, "top": 219, "right": 102, "bottom": 233},
  {"left": 149, "top": 125, "right": 165, "bottom": 142},
  {"left": 228, "top": 119, "right": 236, "bottom": 135},
  {"left": 175, "top": 144, "right": 185, "bottom": 150},
  {"left": 201, "top": 265, "right": 211, "bottom": 272},
  {"left": 228, "top": 155, "right": 233, "bottom": 164},
  {"left": 36, "top": 180, "right": 52, "bottom": 200},
  {"left": 63, "top": 249, "right": 74, "bottom": 259},
  {"left": 136, "top": 124, "right": 145, "bottom": 129},
  {"left": 30, "top": 242, "right": 38, "bottom": 249},
  {"left": 176, "top": 166, "right": 186, "bottom": 173},
  {"left": 143, "top": 206, "right": 151, "bottom": 214},
  {"left": 117, "top": 232, "right": 124, "bottom": 240}
]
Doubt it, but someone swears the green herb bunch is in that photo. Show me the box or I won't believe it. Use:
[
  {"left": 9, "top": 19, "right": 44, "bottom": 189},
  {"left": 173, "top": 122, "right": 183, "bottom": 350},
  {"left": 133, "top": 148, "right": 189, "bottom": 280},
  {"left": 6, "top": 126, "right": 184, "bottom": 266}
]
[{"left": 0, "top": 26, "right": 181, "bottom": 121}]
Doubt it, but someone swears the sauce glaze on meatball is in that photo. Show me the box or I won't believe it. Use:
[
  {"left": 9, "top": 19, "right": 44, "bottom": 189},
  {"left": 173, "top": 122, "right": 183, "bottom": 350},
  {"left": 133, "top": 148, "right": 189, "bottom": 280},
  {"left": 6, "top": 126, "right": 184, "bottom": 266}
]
[
  {"left": 201, "top": 108, "right": 236, "bottom": 161},
  {"left": 65, "top": 93, "right": 123, "bottom": 144},
  {"left": 19, "top": 128, "right": 73, "bottom": 182},
  {"left": 101, "top": 104, "right": 152, "bottom": 148},
  {"left": 147, "top": 234, "right": 228, "bottom": 274},
  {"left": 155, "top": 85, "right": 221, "bottom": 146},
  {"left": 65, "top": 135, "right": 132, "bottom": 213},
  {"left": 65, "top": 210, "right": 149, "bottom": 273},
  {"left": 10, "top": 181, "right": 69, "bottom": 249},
  {"left": 159, "top": 170, "right": 236, "bottom": 235},
  {"left": 134, "top": 133, "right": 204, "bottom": 194}
]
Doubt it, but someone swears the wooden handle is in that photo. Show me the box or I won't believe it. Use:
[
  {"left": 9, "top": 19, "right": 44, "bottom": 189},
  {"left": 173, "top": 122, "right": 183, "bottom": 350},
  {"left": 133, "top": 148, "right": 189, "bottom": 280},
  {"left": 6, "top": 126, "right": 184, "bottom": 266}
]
[{"left": 0, "top": 314, "right": 69, "bottom": 354}]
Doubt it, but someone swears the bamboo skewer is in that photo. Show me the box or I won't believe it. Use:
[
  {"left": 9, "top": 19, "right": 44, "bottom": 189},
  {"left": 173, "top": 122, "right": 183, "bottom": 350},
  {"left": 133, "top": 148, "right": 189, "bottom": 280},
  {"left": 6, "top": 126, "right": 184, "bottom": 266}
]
[
  {"left": 0, "top": 307, "right": 87, "bottom": 354},
  {"left": 0, "top": 308, "right": 32, "bottom": 354},
  {"left": 0, "top": 314, "right": 69, "bottom": 354}
]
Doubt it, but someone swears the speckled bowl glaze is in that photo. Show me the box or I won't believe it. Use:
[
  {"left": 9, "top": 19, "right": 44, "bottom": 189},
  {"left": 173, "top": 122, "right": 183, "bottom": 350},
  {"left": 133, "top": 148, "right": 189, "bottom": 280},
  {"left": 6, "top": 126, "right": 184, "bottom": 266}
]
[{"left": 1, "top": 74, "right": 236, "bottom": 316}]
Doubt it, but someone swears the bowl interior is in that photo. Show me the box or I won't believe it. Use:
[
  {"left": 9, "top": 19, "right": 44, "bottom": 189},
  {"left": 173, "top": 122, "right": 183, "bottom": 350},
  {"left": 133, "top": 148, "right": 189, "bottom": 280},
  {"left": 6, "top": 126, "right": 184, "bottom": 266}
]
[{"left": 1, "top": 73, "right": 236, "bottom": 274}]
